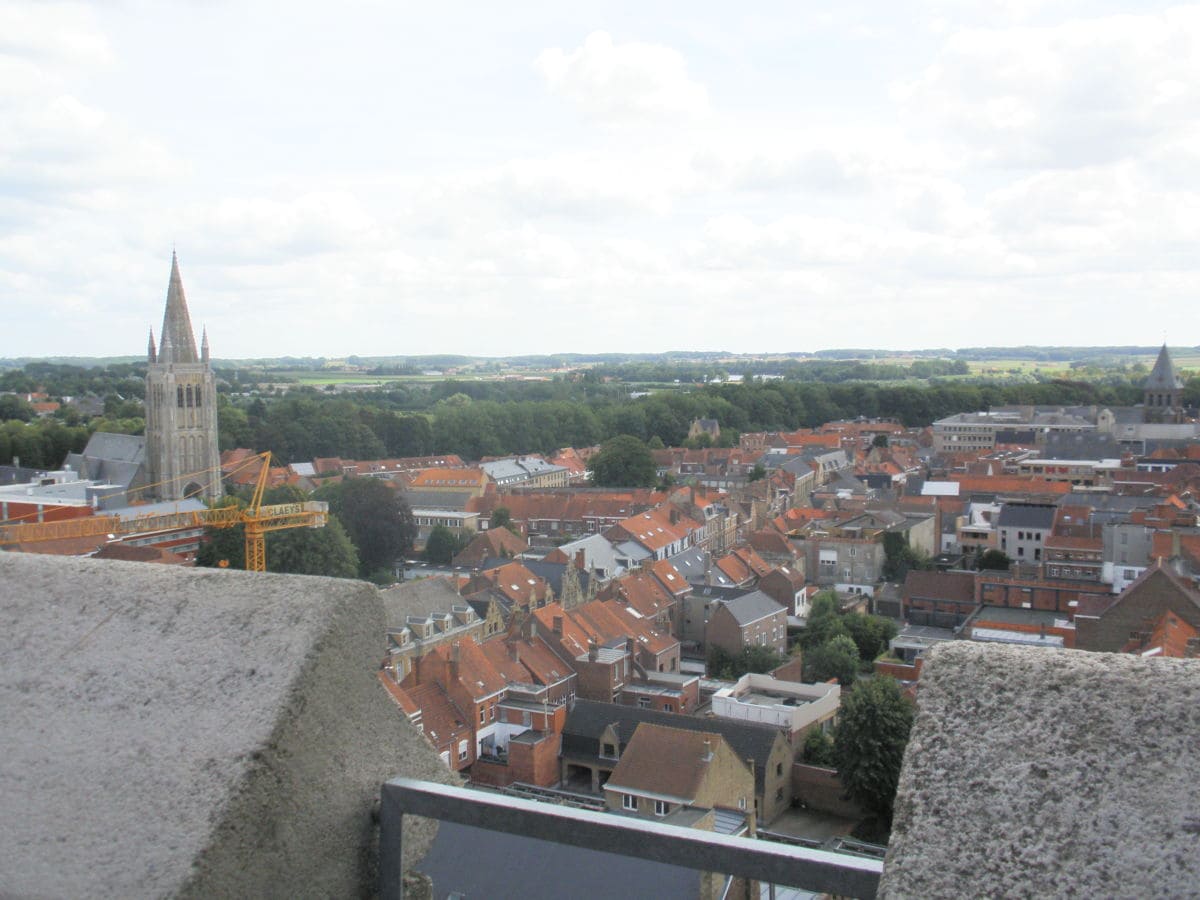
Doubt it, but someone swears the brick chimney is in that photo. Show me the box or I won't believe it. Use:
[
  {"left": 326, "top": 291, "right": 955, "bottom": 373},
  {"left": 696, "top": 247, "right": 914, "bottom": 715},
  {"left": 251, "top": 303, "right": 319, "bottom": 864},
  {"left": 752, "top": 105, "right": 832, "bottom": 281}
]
[
  {"left": 448, "top": 642, "right": 461, "bottom": 683},
  {"left": 575, "top": 549, "right": 586, "bottom": 570},
  {"left": 553, "top": 615, "right": 563, "bottom": 635}
]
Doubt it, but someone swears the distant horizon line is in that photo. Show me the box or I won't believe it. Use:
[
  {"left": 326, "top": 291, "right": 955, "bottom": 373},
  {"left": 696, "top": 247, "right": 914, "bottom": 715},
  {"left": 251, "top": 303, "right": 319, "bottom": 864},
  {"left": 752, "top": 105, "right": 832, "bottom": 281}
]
[{"left": 1, "top": 344, "right": 1195, "bottom": 368}]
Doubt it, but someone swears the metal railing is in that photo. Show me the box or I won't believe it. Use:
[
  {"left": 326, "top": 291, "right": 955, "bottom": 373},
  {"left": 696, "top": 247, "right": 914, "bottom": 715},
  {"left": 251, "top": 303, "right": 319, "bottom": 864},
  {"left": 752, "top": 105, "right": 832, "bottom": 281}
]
[{"left": 379, "top": 777, "right": 882, "bottom": 899}]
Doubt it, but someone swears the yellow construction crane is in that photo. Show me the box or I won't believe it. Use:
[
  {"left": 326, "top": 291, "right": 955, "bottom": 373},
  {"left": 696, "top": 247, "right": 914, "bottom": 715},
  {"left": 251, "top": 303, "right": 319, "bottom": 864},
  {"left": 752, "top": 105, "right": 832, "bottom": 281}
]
[{"left": 0, "top": 452, "right": 327, "bottom": 572}]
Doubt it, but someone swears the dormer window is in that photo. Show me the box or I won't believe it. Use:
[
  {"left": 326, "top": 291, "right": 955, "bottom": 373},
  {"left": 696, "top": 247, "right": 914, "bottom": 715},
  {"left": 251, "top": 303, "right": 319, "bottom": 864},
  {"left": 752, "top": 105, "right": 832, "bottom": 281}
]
[{"left": 601, "top": 742, "right": 617, "bottom": 759}]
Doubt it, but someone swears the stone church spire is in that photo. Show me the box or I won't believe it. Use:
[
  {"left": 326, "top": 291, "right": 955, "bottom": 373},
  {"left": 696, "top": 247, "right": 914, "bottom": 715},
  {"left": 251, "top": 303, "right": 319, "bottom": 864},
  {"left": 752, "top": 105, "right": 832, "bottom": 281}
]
[
  {"left": 147, "top": 328, "right": 157, "bottom": 363},
  {"left": 159, "top": 251, "right": 199, "bottom": 364},
  {"left": 1145, "top": 344, "right": 1183, "bottom": 392},
  {"left": 144, "top": 251, "right": 222, "bottom": 502}
]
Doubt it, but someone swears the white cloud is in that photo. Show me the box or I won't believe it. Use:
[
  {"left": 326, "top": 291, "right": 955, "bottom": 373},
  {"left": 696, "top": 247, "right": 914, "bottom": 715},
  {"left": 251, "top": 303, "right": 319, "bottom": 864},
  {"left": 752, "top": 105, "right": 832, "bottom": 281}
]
[
  {"left": 535, "top": 31, "right": 709, "bottom": 122},
  {"left": 897, "top": 7, "right": 1200, "bottom": 167}
]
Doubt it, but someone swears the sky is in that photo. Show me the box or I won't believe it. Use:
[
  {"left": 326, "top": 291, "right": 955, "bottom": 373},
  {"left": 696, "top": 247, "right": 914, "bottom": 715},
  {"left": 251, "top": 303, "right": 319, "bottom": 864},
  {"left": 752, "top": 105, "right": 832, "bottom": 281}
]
[{"left": 3, "top": 1, "right": 1199, "bottom": 360}]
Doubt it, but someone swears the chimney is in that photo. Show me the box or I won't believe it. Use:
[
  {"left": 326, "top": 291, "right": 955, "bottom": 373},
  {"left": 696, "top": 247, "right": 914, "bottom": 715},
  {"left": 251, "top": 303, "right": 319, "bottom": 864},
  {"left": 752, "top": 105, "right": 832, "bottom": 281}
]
[
  {"left": 670, "top": 508, "right": 680, "bottom": 525},
  {"left": 575, "top": 549, "right": 586, "bottom": 570},
  {"left": 702, "top": 739, "right": 713, "bottom": 762},
  {"left": 553, "top": 615, "right": 563, "bottom": 635},
  {"left": 588, "top": 639, "right": 599, "bottom": 662},
  {"left": 449, "top": 642, "right": 461, "bottom": 682},
  {"left": 509, "top": 640, "right": 520, "bottom": 664}
]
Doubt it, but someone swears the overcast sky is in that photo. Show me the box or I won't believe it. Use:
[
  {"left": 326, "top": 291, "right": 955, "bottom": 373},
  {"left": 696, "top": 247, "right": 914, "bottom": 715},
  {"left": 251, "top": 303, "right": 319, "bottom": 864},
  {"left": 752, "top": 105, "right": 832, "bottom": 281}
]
[{"left": 3, "top": 1, "right": 1198, "bottom": 359}]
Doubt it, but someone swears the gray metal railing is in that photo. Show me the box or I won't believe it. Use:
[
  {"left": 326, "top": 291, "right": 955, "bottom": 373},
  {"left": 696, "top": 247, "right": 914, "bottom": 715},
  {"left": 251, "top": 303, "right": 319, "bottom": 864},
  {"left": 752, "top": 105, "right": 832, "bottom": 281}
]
[{"left": 379, "top": 777, "right": 882, "bottom": 899}]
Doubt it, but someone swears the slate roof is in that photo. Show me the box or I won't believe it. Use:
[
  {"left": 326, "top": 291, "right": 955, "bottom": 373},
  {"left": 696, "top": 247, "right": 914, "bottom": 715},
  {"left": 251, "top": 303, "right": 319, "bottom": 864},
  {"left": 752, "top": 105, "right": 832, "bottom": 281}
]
[
  {"left": 718, "top": 590, "right": 785, "bottom": 626},
  {"left": 417, "top": 821, "right": 701, "bottom": 900},
  {"left": 379, "top": 577, "right": 467, "bottom": 629},
  {"left": 997, "top": 503, "right": 1058, "bottom": 530},
  {"left": 562, "top": 699, "right": 783, "bottom": 795},
  {"left": 1145, "top": 345, "right": 1184, "bottom": 391}
]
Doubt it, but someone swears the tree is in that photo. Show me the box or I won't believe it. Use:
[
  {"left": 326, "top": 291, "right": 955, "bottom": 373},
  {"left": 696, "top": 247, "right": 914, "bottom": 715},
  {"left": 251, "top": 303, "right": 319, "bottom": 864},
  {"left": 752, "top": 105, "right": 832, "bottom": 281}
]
[
  {"left": 834, "top": 677, "right": 915, "bottom": 825},
  {"left": 802, "top": 727, "right": 836, "bottom": 767},
  {"left": 871, "top": 433, "right": 889, "bottom": 448},
  {"left": 267, "top": 517, "right": 359, "bottom": 578},
  {"left": 589, "top": 434, "right": 656, "bottom": 487},
  {"left": 490, "top": 506, "right": 512, "bottom": 530},
  {"left": 882, "top": 531, "right": 933, "bottom": 581},
  {"left": 801, "top": 591, "right": 849, "bottom": 650},
  {"left": 747, "top": 463, "right": 766, "bottom": 482},
  {"left": 423, "top": 525, "right": 460, "bottom": 565},
  {"left": 194, "top": 490, "right": 359, "bottom": 578},
  {"left": 843, "top": 614, "right": 899, "bottom": 662},
  {"left": 976, "top": 549, "right": 1011, "bottom": 571},
  {"left": 803, "top": 634, "right": 860, "bottom": 686},
  {"left": 316, "top": 478, "right": 415, "bottom": 578},
  {"left": 706, "top": 644, "right": 787, "bottom": 680}
]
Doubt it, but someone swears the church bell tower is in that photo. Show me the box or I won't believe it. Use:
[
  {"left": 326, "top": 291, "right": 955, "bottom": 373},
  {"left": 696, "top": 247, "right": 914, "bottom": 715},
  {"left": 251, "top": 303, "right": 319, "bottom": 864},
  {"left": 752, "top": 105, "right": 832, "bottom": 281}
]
[{"left": 144, "top": 252, "right": 222, "bottom": 502}]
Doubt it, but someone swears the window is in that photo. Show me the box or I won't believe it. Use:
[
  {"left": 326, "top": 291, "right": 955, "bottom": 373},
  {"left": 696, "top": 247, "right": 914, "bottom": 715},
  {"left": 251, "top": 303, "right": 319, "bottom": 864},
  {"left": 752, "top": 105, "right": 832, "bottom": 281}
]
[
  {"left": 458, "top": 740, "right": 468, "bottom": 762},
  {"left": 663, "top": 703, "right": 673, "bottom": 713},
  {"left": 622, "top": 794, "right": 637, "bottom": 811},
  {"left": 776, "top": 762, "right": 783, "bottom": 776},
  {"left": 489, "top": 705, "right": 495, "bottom": 722},
  {"left": 601, "top": 742, "right": 617, "bottom": 759},
  {"left": 738, "top": 797, "right": 747, "bottom": 810},
  {"left": 479, "top": 708, "right": 485, "bottom": 725},
  {"left": 637, "top": 697, "right": 651, "bottom": 709},
  {"left": 654, "top": 800, "right": 668, "bottom": 817}
]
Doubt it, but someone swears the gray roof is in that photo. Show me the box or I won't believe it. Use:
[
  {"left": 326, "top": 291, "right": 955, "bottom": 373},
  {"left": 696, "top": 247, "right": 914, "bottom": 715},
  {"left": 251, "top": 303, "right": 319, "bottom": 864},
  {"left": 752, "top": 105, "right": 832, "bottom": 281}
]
[
  {"left": 398, "top": 489, "right": 473, "bottom": 511},
  {"left": 996, "top": 503, "right": 1057, "bottom": 529},
  {"left": 480, "top": 456, "right": 568, "bottom": 483},
  {"left": 417, "top": 821, "right": 701, "bottom": 900},
  {"left": 718, "top": 590, "right": 785, "bottom": 626},
  {"left": 1039, "top": 431, "right": 1125, "bottom": 459},
  {"left": 561, "top": 698, "right": 783, "bottom": 795},
  {"left": 557, "top": 533, "right": 623, "bottom": 575},
  {"left": 77, "top": 432, "right": 146, "bottom": 464},
  {"left": 378, "top": 577, "right": 467, "bottom": 629},
  {"left": 1145, "top": 344, "right": 1184, "bottom": 391}
]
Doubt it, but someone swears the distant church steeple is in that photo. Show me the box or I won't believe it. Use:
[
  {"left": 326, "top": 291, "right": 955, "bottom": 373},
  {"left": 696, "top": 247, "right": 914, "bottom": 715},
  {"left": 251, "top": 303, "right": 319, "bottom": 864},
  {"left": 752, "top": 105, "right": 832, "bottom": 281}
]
[
  {"left": 143, "top": 253, "right": 222, "bottom": 502},
  {"left": 1143, "top": 344, "right": 1184, "bottom": 424},
  {"left": 159, "top": 250, "right": 200, "bottom": 364}
]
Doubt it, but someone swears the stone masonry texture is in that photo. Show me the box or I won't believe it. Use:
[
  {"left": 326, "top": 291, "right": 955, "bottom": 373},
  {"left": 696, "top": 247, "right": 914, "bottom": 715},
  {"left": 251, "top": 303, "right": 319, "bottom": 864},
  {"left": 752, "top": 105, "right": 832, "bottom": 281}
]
[
  {"left": 879, "top": 641, "right": 1200, "bottom": 899},
  {"left": 0, "top": 552, "right": 452, "bottom": 898}
]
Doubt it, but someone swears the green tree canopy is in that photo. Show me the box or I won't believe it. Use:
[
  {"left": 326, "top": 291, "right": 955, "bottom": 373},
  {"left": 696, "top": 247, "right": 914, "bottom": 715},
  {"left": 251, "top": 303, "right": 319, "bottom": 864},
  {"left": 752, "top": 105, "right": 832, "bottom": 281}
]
[
  {"left": 315, "top": 478, "right": 415, "bottom": 578},
  {"left": 843, "top": 613, "right": 899, "bottom": 662},
  {"left": 423, "top": 525, "right": 463, "bottom": 565},
  {"left": 707, "top": 644, "right": 787, "bottom": 680},
  {"left": 803, "top": 634, "right": 860, "bottom": 686},
  {"left": 589, "top": 434, "right": 656, "bottom": 487},
  {"left": 802, "top": 727, "right": 836, "bottom": 767},
  {"left": 834, "top": 677, "right": 915, "bottom": 824},
  {"left": 976, "top": 549, "right": 1012, "bottom": 570}
]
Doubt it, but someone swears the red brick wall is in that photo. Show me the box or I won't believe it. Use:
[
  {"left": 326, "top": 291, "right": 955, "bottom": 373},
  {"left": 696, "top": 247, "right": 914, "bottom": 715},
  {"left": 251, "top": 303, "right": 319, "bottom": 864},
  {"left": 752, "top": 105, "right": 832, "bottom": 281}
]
[
  {"left": 470, "top": 758, "right": 513, "bottom": 787},
  {"left": 791, "top": 764, "right": 865, "bottom": 819},
  {"left": 874, "top": 658, "right": 923, "bottom": 680},
  {"left": 509, "top": 733, "right": 561, "bottom": 786},
  {"left": 771, "top": 657, "right": 806, "bottom": 683}
]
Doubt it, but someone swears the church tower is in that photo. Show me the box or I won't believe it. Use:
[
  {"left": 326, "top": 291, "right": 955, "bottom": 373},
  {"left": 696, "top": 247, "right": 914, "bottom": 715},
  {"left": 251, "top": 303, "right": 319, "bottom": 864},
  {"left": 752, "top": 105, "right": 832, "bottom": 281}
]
[
  {"left": 144, "top": 252, "right": 222, "bottom": 502},
  {"left": 1143, "top": 344, "right": 1185, "bottom": 424}
]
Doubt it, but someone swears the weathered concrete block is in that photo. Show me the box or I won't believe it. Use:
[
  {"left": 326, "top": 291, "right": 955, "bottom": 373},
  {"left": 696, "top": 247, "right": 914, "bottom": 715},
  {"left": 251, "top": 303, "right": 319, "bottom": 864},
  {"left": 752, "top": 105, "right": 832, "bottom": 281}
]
[
  {"left": 0, "top": 553, "right": 452, "bottom": 898},
  {"left": 880, "top": 642, "right": 1200, "bottom": 899}
]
